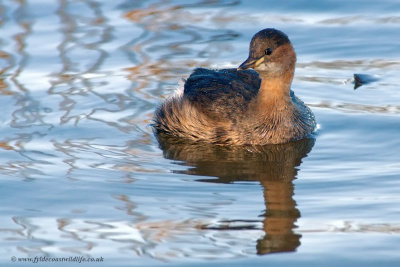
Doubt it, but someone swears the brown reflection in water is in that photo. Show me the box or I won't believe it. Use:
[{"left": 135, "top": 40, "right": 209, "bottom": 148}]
[
  {"left": 2, "top": 0, "right": 51, "bottom": 130},
  {"left": 50, "top": 0, "right": 112, "bottom": 125},
  {"left": 156, "top": 134, "right": 314, "bottom": 255},
  {"left": 56, "top": 218, "right": 95, "bottom": 254},
  {"left": 11, "top": 216, "right": 50, "bottom": 256},
  {"left": 0, "top": 0, "right": 52, "bottom": 179},
  {"left": 122, "top": 0, "right": 240, "bottom": 95}
]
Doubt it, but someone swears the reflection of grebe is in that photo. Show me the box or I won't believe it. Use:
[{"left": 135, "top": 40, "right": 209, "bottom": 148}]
[
  {"left": 156, "top": 133, "right": 315, "bottom": 254},
  {"left": 154, "top": 28, "right": 316, "bottom": 145}
]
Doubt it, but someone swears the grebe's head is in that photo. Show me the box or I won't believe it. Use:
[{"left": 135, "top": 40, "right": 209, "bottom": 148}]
[{"left": 238, "top": 28, "right": 296, "bottom": 77}]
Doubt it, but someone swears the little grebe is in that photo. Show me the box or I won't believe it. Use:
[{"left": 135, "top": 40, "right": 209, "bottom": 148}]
[{"left": 153, "top": 28, "right": 316, "bottom": 145}]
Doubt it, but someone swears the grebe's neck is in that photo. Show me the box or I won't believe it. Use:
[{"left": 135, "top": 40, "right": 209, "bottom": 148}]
[
  {"left": 256, "top": 70, "right": 294, "bottom": 112},
  {"left": 259, "top": 70, "right": 293, "bottom": 98}
]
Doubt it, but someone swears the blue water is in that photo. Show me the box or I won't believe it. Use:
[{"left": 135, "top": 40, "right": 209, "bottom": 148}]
[{"left": 0, "top": 0, "right": 399, "bottom": 266}]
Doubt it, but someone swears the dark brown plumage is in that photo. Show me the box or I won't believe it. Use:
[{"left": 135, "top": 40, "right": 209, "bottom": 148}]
[{"left": 153, "top": 28, "right": 316, "bottom": 145}]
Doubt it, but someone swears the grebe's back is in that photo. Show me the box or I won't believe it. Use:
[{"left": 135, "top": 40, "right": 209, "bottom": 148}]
[{"left": 183, "top": 68, "right": 260, "bottom": 120}]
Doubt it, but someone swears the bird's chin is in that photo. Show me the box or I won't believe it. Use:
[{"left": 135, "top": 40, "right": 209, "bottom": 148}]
[
  {"left": 254, "top": 63, "right": 268, "bottom": 72},
  {"left": 255, "top": 63, "right": 286, "bottom": 76}
]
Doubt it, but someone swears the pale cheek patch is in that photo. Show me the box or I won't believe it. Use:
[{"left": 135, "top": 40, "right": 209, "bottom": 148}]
[
  {"left": 255, "top": 62, "right": 282, "bottom": 73},
  {"left": 255, "top": 63, "right": 268, "bottom": 71}
]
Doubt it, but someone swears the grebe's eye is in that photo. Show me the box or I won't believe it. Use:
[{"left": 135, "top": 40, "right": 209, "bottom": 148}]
[{"left": 265, "top": 48, "right": 272, "bottom": 55}]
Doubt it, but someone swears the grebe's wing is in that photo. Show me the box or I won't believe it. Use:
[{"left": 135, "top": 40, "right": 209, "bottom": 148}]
[{"left": 183, "top": 68, "right": 260, "bottom": 119}]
